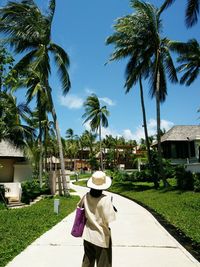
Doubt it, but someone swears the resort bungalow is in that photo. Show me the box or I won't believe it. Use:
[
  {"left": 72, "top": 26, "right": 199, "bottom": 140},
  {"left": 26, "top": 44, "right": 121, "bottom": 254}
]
[
  {"left": 155, "top": 125, "right": 200, "bottom": 173},
  {"left": 0, "top": 140, "right": 32, "bottom": 203}
]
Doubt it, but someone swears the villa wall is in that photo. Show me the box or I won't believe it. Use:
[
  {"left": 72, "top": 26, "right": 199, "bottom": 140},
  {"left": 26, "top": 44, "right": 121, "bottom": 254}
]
[
  {"left": 13, "top": 163, "right": 32, "bottom": 182},
  {"left": 0, "top": 159, "right": 15, "bottom": 182},
  {"left": 185, "top": 163, "right": 200, "bottom": 173},
  {"left": 0, "top": 159, "right": 32, "bottom": 183},
  {"left": 194, "top": 140, "right": 200, "bottom": 161}
]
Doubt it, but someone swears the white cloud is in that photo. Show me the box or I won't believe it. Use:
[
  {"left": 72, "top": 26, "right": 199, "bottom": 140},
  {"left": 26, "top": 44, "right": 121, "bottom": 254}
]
[
  {"left": 59, "top": 94, "right": 84, "bottom": 109},
  {"left": 83, "top": 121, "right": 120, "bottom": 139},
  {"left": 146, "top": 118, "right": 174, "bottom": 136},
  {"left": 122, "top": 118, "right": 174, "bottom": 141},
  {"left": 122, "top": 129, "right": 136, "bottom": 140},
  {"left": 99, "top": 97, "right": 116, "bottom": 106},
  {"left": 101, "top": 127, "right": 120, "bottom": 138},
  {"left": 85, "top": 88, "right": 95, "bottom": 95},
  {"left": 83, "top": 117, "right": 174, "bottom": 142}
]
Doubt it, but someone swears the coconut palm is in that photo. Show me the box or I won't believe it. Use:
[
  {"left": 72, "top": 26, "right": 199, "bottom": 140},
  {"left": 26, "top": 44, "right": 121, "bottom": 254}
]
[
  {"left": 65, "top": 128, "right": 79, "bottom": 170},
  {"left": 170, "top": 39, "right": 200, "bottom": 86},
  {"left": 0, "top": 0, "right": 71, "bottom": 195},
  {"left": 0, "top": 91, "right": 34, "bottom": 146},
  {"left": 0, "top": 45, "right": 15, "bottom": 91},
  {"left": 19, "top": 68, "right": 51, "bottom": 187},
  {"left": 161, "top": 0, "right": 200, "bottom": 27},
  {"left": 82, "top": 94, "right": 109, "bottom": 170},
  {"left": 107, "top": 0, "right": 178, "bottom": 187},
  {"left": 106, "top": 13, "right": 152, "bottom": 171},
  {"left": 80, "top": 130, "right": 98, "bottom": 171},
  {"left": 133, "top": 0, "right": 178, "bottom": 186}
]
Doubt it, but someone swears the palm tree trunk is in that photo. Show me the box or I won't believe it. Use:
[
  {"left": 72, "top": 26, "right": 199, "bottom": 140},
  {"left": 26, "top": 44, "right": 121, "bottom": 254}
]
[
  {"left": 38, "top": 94, "right": 43, "bottom": 188},
  {"left": 139, "top": 75, "right": 151, "bottom": 165},
  {"left": 156, "top": 71, "right": 169, "bottom": 188},
  {"left": 99, "top": 124, "right": 103, "bottom": 170},
  {"left": 39, "top": 142, "right": 43, "bottom": 188},
  {"left": 46, "top": 87, "right": 70, "bottom": 196},
  {"left": 139, "top": 76, "right": 158, "bottom": 189}
]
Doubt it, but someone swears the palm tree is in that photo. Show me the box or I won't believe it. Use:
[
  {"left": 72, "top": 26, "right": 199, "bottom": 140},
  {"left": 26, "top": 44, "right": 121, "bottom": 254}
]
[
  {"left": 0, "top": 45, "right": 15, "bottom": 91},
  {"left": 79, "top": 130, "right": 98, "bottom": 171},
  {"left": 65, "top": 128, "right": 79, "bottom": 170},
  {"left": 133, "top": 0, "right": 178, "bottom": 186},
  {"left": 107, "top": 0, "right": 178, "bottom": 187},
  {"left": 0, "top": 91, "right": 34, "bottom": 146},
  {"left": 19, "top": 68, "right": 51, "bottom": 188},
  {"left": 106, "top": 13, "right": 152, "bottom": 172},
  {"left": 82, "top": 94, "right": 109, "bottom": 170},
  {"left": 161, "top": 0, "right": 200, "bottom": 27},
  {"left": 0, "top": 0, "right": 71, "bottom": 195},
  {"left": 170, "top": 39, "right": 200, "bottom": 86}
]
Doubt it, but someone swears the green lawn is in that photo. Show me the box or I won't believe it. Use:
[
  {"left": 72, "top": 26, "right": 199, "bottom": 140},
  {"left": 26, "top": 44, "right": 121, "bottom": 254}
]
[
  {"left": 0, "top": 195, "right": 79, "bottom": 267},
  {"left": 70, "top": 172, "right": 91, "bottom": 180}
]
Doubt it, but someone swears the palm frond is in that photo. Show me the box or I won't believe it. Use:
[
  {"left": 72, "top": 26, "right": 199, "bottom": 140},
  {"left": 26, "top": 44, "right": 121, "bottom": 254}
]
[
  {"left": 49, "top": 43, "right": 71, "bottom": 93},
  {"left": 47, "top": 0, "right": 56, "bottom": 23},
  {"left": 163, "top": 46, "right": 178, "bottom": 83},
  {"left": 159, "top": 0, "right": 176, "bottom": 15},
  {"left": 185, "top": 0, "right": 200, "bottom": 27}
]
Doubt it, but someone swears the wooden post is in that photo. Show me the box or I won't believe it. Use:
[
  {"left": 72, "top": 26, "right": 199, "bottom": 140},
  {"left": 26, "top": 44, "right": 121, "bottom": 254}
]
[{"left": 49, "top": 171, "right": 56, "bottom": 195}]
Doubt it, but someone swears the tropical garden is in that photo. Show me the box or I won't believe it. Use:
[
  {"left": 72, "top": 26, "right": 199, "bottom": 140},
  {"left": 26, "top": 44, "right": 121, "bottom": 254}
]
[{"left": 0, "top": 0, "right": 200, "bottom": 265}]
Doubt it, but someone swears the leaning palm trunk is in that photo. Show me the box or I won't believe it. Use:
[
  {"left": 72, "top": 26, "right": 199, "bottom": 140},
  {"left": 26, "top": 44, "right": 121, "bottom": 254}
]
[
  {"left": 99, "top": 124, "right": 103, "bottom": 170},
  {"left": 38, "top": 95, "right": 43, "bottom": 188},
  {"left": 156, "top": 71, "right": 169, "bottom": 187},
  {"left": 139, "top": 76, "right": 158, "bottom": 188},
  {"left": 139, "top": 76, "right": 151, "bottom": 166},
  {"left": 46, "top": 86, "right": 70, "bottom": 196}
]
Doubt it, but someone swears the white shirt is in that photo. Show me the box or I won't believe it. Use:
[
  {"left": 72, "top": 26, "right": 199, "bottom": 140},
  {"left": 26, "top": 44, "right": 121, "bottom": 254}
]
[{"left": 80, "top": 192, "right": 116, "bottom": 248}]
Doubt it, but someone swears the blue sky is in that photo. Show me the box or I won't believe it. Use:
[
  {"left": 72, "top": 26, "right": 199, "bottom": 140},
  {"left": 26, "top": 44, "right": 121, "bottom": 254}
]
[{"left": 2, "top": 0, "right": 200, "bottom": 141}]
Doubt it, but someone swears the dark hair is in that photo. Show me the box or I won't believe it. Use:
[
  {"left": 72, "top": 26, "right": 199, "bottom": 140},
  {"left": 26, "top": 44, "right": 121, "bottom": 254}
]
[{"left": 89, "top": 188, "right": 102, "bottom": 198}]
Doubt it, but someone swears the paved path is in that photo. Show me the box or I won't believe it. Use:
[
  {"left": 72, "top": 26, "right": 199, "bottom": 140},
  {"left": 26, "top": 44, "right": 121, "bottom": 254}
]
[{"left": 6, "top": 182, "right": 200, "bottom": 267}]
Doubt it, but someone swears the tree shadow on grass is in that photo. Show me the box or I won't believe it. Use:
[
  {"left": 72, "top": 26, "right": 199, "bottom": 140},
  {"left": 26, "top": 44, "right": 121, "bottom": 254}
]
[{"left": 110, "top": 181, "right": 154, "bottom": 193}]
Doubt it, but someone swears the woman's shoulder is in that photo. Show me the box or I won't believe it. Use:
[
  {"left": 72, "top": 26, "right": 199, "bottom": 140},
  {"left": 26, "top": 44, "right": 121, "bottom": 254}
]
[{"left": 99, "top": 194, "right": 112, "bottom": 205}]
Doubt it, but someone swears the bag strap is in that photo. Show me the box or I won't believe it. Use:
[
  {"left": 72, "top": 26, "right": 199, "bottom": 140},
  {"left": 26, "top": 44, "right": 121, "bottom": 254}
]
[{"left": 78, "top": 194, "right": 85, "bottom": 208}]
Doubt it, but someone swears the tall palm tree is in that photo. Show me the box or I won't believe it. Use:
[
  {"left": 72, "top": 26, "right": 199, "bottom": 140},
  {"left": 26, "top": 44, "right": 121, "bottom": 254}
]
[
  {"left": 79, "top": 130, "right": 98, "bottom": 171},
  {"left": 65, "top": 128, "right": 79, "bottom": 170},
  {"left": 19, "top": 68, "right": 51, "bottom": 188},
  {"left": 133, "top": 0, "right": 178, "bottom": 186},
  {"left": 106, "top": 13, "right": 152, "bottom": 172},
  {"left": 161, "top": 0, "right": 200, "bottom": 27},
  {"left": 0, "top": 0, "right": 71, "bottom": 195},
  {"left": 107, "top": 0, "right": 178, "bottom": 187},
  {"left": 82, "top": 94, "right": 109, "bottom": 170}
]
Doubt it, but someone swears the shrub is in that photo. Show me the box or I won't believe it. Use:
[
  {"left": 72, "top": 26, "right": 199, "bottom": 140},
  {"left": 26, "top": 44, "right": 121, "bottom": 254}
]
[
  {"left": 193, "top": 173, "right": 200, "bottom": 192},
  {"left": 175, "top": 165, "right": 194, "bottom": 190},
  {"left": 133, "top": 169, "right": 154, "bottom": 182},
  {"left": 163, "top": 160, "right": 176, "bottom": 178},
  {"left": 21, "top": 178, "right": 50, "bottom": 204}
]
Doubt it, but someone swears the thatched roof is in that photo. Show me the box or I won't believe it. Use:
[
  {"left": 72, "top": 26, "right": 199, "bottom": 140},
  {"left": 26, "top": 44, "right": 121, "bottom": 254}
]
[
  {"left": 0, "top": 140, "right": 24, "bottom": 157},
  {"left": 161, "top": 125, "right": 200, "bottom": 142}
]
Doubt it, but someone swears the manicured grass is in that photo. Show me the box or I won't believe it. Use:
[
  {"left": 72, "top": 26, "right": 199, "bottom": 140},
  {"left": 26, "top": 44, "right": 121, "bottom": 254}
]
[
  {"left": 0, "top": 195, "right": 79, "bottom": 267},
  {"left": 70, "top": 173, "right": 91, "bottom": 180}
]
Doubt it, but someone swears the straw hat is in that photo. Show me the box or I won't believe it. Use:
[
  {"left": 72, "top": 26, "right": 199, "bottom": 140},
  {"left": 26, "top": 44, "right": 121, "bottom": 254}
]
[{"left": 87, "top": 171, "right": 112, "bottom": 190}]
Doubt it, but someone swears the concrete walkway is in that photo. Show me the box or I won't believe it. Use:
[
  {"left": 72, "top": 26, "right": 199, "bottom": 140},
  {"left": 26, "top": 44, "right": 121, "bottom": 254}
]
[{"left": 6, "top": 182, "right": 200, "bottom": 267}]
